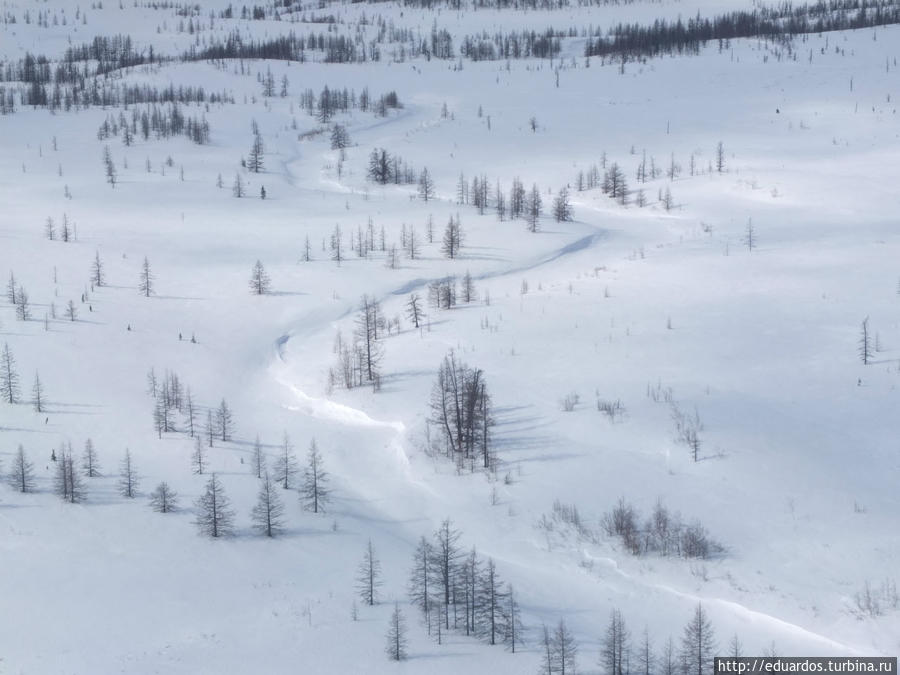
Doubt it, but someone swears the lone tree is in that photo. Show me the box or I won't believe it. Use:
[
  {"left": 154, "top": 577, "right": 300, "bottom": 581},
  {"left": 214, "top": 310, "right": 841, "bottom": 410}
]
[
  {"left": 249, "top": 260, "right": 271, "bottom": 295},
  {"left": 433, "top": 518, "right": 463, "bottom": 629},
  {"left": 356, "top": 538, "right": 383, "bottom": 606},
  {"left": 138, "top": 256, "right": 154, "bottom": 297},
  {"left": 680, "top": 603, "right": 717, "bottom": 675},
  {"left": 194, "top": 473, "right": 235, "bottom": 538},
  {"left": 103, "top": 145, "right": 117, "bottom": 186},
  {"left": 6, "top": 271, "right": 16, "bottom": 304},
  {"left": 442, "top": 215, "right": 463, "bottom": 259},
  {"left": 553, "top": 187, "right": 573, "bottom": 222},
  {"left": 601, "top": 608, "right": 631, "bottom": 675},
  {"left": 355, "top": 295, "right": 384, "bottom": 384},
  {"left": 1, "top": 342, "right": 20, "bottom": 404},
  {"left": 251, "top": 435, "right": 266, "bottom": 478},
  {"left": 477, "top": 557, "right": 506, "bottom": 645},
  {"left": 859, "top": 316, "right": 872, "bottom": 365},
  {"left": 191, "top": 435, "right": 207, "bottom": 475},
  {"left": 301, "top": 438, "right": 330, "bottom": 513},
  {"left": 418, "top": 167, "right": 435, "bottom": 201},
  {"left": 407, "top": 535, "right": 433, "bottom": 627},
  {"left": 232, "top": 173, "right": 245, "bottom": 198},
  {"left": 15, "top": 286, "right": 31, "bottom": 321},
  {"left": 32, "top": 371, "right": 45, "bottom": 412},
  {"left": 637, "top": 627, "right": 654, "bottom": 675},
  {"left": 405, "top": 293, "right": 425, "bottom": 329},
  {"left": 91, "top": 250, "right": 105, "bottom": 287},
  {"left": 8, "top": 444, "right": 36, "bottom": 493},
  {"left": 502, "top": 584, "right": 525, "bottom": 653},
  {"left": 251, "top": 471, "right": 285, "bottom": 537},
  {"left": 274, "top": 432, "right": 299, "bottom": 490},
  {"left": 525, "top": 184, "right": 542, "bottom": 232},
  {"left": 330, "top": 124, "right": 350, "bottom": 150},
  {"left": 248, "top": 134, "right": 265, "bottom": 173},
  {"left": 716, "top": 141, "right": 726, "bottom": 173},
  {"left": 56, "top": 446, "right": 86, "bottom": 503},
  {"left": 82, "top": 438, "right": 101, "bottom": 477},
  {"left": 118, "top": 449, "right": 139, "bottom": 498},
  {"left": 215, "top": 399, "right": 234, "bottom": 442},
  {"left": 385, "top": 603, "right": 408, "bottom": 661},
  {"left": 149, "top": 481, "right": 179, "bottom": 513},
  {"left": 551, "top": 619, "right": 578, "bottom": 675},
  {"left": 744, "top": 218, "right": 755, "bottom": 252}
]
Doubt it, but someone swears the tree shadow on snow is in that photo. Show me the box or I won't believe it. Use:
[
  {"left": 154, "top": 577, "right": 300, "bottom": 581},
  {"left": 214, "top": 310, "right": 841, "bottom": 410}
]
[
  {"left": 153, "top": 295, "right": 205, "bottom": 301},
  {"left": 269, "top": 290, "right": 309, "bottom": 297},
  {"left": 490, "top": 404, "right": 558, "bottom": 454}
]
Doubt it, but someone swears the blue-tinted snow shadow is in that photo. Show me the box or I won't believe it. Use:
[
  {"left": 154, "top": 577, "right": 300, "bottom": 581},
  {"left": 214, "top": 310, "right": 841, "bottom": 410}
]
[
  {"left": 490, "top": 404, "right": 558, "bottom": 454},
  {"left": 269, "top": 290, "right": 309, "bottom": 297}
]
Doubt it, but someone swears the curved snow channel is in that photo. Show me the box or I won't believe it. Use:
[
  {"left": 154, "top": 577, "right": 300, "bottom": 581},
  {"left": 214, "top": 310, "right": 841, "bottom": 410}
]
[
  {"left": 582, "top": 550, "right": 863, "bottom": 655},
  {"left": 280, "top": 382, "right": 405, "bottom": 434}
]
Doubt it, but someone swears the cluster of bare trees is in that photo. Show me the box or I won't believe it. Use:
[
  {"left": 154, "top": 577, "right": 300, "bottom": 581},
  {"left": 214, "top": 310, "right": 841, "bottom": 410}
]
[
  {"left": 97, "top": 104, "right": 210, "bottom": 146},
  {"left": 457, "top": 174, "right": 551, "bottom": 230},
  {"left": 429, "top": 352, "right": 495, "bottom": 471},
  {"left": 146, "top": 367, "right": 234, "bottom": 447},
  {"left": 601, "top": 497, "right": 722, "bottom": 559},
  {"left": 297, "top": 85, "right": 401, "bottom": 121},
  {"left": 330, "top": 295, "right": 386, "bottom": 390},
  {"left": 572, "top": 142, "right": 730, "bottom": 211},
  {"left": 367, "top": 148, "right": 417, "bottom": 185},
  {"left": 541, "top": 497, "right": 722, "bottom": 560},
  {"left": 408, "top": 519, "right": 524, "bottom": 650}
]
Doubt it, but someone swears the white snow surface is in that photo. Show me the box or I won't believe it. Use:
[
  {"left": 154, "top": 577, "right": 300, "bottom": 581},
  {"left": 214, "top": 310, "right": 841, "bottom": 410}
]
[{"left": 1, "top": 2, "right": 900, "bottom": 673}]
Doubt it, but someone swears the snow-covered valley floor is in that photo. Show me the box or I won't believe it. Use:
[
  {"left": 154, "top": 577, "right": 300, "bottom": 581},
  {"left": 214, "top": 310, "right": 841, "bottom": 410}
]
[{"left": 1, "top": 3, "right": 899, "bottom": 672}]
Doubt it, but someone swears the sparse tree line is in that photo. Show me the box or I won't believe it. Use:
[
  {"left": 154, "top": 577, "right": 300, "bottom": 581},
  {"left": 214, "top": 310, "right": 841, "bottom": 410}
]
[
  {"left": 457, "top": 28, "right": 562, "bottom": 61},
  {"left": 540, "top": 496, "right": 723, "bottom": 560},
  {"left": 97, "top": 104, "right": 210, "bottom": 146},
  {"left": 1, "top": 433, "right": 332, "bottom": 538},
  {"left": 3, "top": 0, "right": 900, "bottom": 111},
  {"left": 590, "top": 602, "right": 725, "bottom": 675},
  {"left": 330, "top": 295, "right": 387, "bottom": 390},
  {"left": 186, "top": 30, "right": 365, "bottom": 65},
  {"left": 456, "top": 173, "right": 572, "bottom": 229},
  {"left": 367, "top": 148, "right": 418, "bottom": 185},
  {"left": 311, "top": 215, "right": 463, "bottom": 271},
  {"left": 585, "top": 0, "right": 900, "bottom": 62},
  {"left": 298, "top": 84, "right": 401, "bottom": 123},
  {"left": 1, "top": 50, "right": 232, "bottom": 113},
  {"left": 570, "top": 143, "right": 727, "bottom": 211}
]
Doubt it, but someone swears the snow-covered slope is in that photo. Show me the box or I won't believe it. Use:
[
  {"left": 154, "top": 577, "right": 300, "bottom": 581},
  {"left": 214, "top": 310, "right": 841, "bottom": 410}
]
[{"left": 1, "top": 2, "right": 899, "bottom": 672}]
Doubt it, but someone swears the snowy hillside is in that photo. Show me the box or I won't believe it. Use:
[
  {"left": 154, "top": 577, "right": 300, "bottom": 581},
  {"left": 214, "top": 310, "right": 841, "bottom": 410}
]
[{"left": 1, "top": 0, "right": 899, "bottom": 672}]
